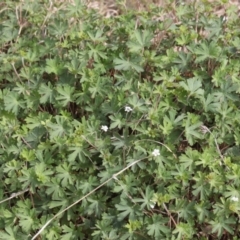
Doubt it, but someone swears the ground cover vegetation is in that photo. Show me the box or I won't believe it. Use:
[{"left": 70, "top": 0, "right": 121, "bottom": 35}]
[{"left": 1, "top": 0, "right": 240, "bottom": 239}]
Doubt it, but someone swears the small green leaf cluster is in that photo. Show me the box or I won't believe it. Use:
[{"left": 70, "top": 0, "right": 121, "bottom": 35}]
[{"left": 1, "top": 0, "right": 240, "bottom": 239}]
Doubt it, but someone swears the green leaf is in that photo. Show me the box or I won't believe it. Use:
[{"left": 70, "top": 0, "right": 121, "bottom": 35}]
[
  {"left": 18, "top": 212, "right": 34, "bottom": 232},
  {"left": 68, "top": 146, "right": 88, "bottom": 162},
  {"left": 192, "top": 172, "right": 210, "bottom": 200},
  {"left": 173, "top": 51, "right": 192, "bottom": 70},
  {"left": 48, "top": 19, "right": 68, "bottom": 37},
  {"left": 89, "top": 77, "right": 109, "bottom": 98},
  {"left": 128, "top": 94, "right": 147, "bottom": 113},
  {"left": 175, "top": 199, "right": 196, "bottom": 221},
  {"left": 56, "top": 85, "right": 75, "bottom": 106},
  {"left": 111, "top": 132, "right": 134, "bottom": 149},
  {"left": 109, "top": 113, "right": 125, "bottom": 129},
  {"left": 35, "top": 162, "right": 53, "bottom": 183},
  {"left": 47, "top": 115, "right": 71, "bottom": 139},
  {"left": 189, "top": 41, "right": 221, "bottom": 63},
  {"left": 210, "top": 216, "right": 235, "bottom": 237},
  {"left": 114, "top": 54, "right": 144, "bottom": 72},
  {"left": 134, "top": 186, "right": 154, "bottom": 210},
  {"left": 25, "top": 112, "right": 51, "bottom": 129},
  {"left": 127, "top": 29, "right": 153, "bottom": 52},
  {"left": 160, "top": 109, "right": 185, "bottom": 135},
  {"left": 179, "top": 77, "right": 204, "bottom": 98},
  {"left": 87, "top": 43, "right": 107, "bottom": 61},
  {"left": 65, "top": 57, "right": 86, "bottom": 75},
  {"left": 200, "top": 93, "right": 220, "bottom": 112},
  {"left": 79, "top": 176, "right": 98, "bottom": 194},
  {"left": 179, "top": 147, "right": 199, "bottom": 170},
  {"left": 87, "top": 29, "right": 107, "bottom": 43},
  {"left": 38, "top": 82, "right": 55, "bottom": 104},
  {"left": 184, "top": 113, "right": 203, "bottom": 146},
  {"left": 173, "top": 222, "right": 195, "bottom": 239},
  {"left": 4, "top": 91, "right": 25, "bottom": 115},
  {"left": 56, "top": 162, "right": 74, "bottom": 187},
  {"left": 224, "top": 146, "right": 240, "bottom": 161},
  {"left": 45, "top": 178, "right": 65, "bottom": 200},
  {"left": 48, "top": 199, "right": 69, "bottom": 209},
  {"left": 0, "top": 226, "right": 21, "bottom": 240},
  {"left": 86, "top": 197, "right": 105, "bottom": 217},
  {"left": 24, "top": 126, "right": 47, "bottom": 148},
  {"left": 115, "top": 199, "right": 140, "bottom": 221},
  {"left": 125, "top": 220, "right": 142, "bottom": 233},
  {"left": 147, "top": 214, "right": 170, "bottom": 238},
  {"left": 45, "top": 58, "right": 64, "bottom": 75},
  {"left": 61, "top": 223, "right": 84, "bottom": 240},
  {"left": 195, "top": 201, "right": 210, "bottom": 223}
]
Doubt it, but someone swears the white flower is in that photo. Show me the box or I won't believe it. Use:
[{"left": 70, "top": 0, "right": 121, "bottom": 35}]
[
  {"left": 231, "top": 196, "right": 239, "bottom": 202},
  {"left": 150, "top": 200, "right": 156, "bottom": 209},
  {"left": 101, "top": 125, "right": 108, "bottom": 132},
  {"left": 125, "top": 106, "right": 133, "bottom": 112},
  {"left": 152, "top": 149, "right": 160, "bottom": 157},
  {"left": 223, "top": 16, "right": 228, "bottom": 22}
]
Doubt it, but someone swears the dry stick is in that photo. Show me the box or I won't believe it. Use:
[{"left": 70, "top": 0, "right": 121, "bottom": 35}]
[
  {"left": 0, "top": 7, "right": 10, "bottom": 14},
  {"left": 31, "top": 157, "right": 147, "bottom": 240},
  {"left": 200, "top": 125, "right": 224, "bottom": 165},
  {"left": 0, "top": 188, "right": 30, "bottom": 204},
  {"left": 21, "top": 137, "right": 32, "bottom": 149},
  {"left": 11, "top": 63, "right": 22, "bottom": 82},
  {"left": 162, "top": 203, "right": 177, "bottom": 227},
  {"left": 32, "top": 139, "right": 176, "bottom": 239},
  {"left": 40, "top": 1, "right": 53, "bottom": 30}
]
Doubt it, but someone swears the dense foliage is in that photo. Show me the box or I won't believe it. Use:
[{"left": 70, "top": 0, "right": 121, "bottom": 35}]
[{"left": 1, "top": 0, "right": 240, "bottom": 239}]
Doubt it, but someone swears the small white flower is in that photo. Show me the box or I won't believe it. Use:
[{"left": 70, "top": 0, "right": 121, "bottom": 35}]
[
  {"left": 231, "top": 196, "right": 239, "bottom": 202},
  {"left": 125, "top": 106, "right": 133, "bottom": 112},
  {"left": 152, "top": 149, "right": 160, "bottom": 157},
  {"left": 101, "top": 125, "right": 108, "bottom": 132},
  {"left": 223, "top": 16, "right": 228, "bottom": 22},
  {"left": 150, "top": 200, "right": 156, "bottom": 209}
]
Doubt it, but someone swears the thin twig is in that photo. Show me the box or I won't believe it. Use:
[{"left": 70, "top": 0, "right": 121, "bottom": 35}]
[
  {"left": 11, "top": 63, "right": 22, "bottom": 82},
  {"left": 31, "top": 157, "right": 148, "bottom": 240},
  {"left": 163, "top": 203, "right": 177, "bottom": 227},
  {"left": 200, "top": 125, "right": 224, "bottom": 165},
  {"left": 0, "top": 188, "right": 30, "bottom": 204},
  {"left": 135, "top": 139, "right": 178, "bottom": 159},
  {"left": 21, "top": 137, "right": 32, "bottom": 149}
]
